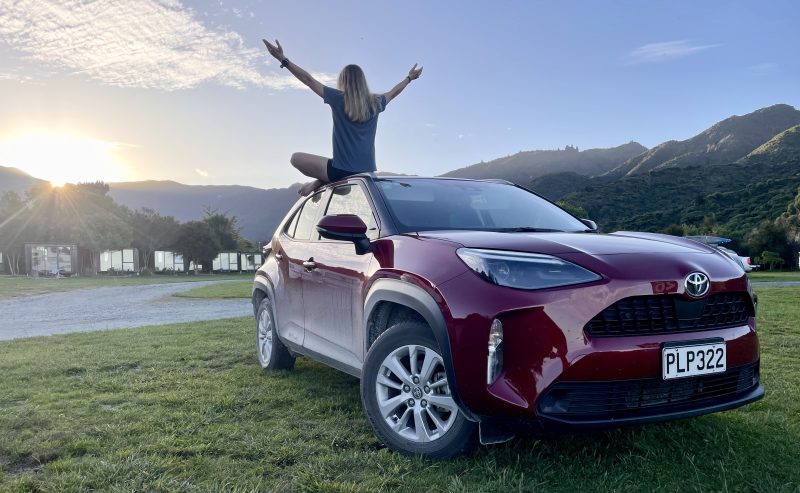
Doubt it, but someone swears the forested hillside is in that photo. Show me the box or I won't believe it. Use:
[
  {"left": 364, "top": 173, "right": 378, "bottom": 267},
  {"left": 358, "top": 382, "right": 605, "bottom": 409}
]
[
  {"left": 443, "top": 141, "right": 646, "bottom": 182},
  {"left": 108, "top": 180, "right": 301, "bottom": 244},
  {"left": 605, "top": 104, "right": 800, "bottom": 177}
]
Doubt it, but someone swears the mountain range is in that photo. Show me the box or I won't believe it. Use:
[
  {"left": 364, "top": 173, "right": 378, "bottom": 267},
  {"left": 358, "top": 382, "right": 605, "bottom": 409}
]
[
  {"left": 442, "top": 141, "right": 647, "bottom": 182},
  {"left": 604, "top": 104, "right": 800, "bottom": 178},
  {"left": 2, "top": 103, "right": 799, "bottom": 241}
]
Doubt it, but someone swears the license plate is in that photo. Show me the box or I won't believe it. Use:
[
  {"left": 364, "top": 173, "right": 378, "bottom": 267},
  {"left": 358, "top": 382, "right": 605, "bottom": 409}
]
[{"left": 662, "top": 341, "right": 726, "bottom": 380}]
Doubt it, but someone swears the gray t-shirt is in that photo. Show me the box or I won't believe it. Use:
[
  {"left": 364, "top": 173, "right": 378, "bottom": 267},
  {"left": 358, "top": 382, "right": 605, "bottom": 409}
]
[{"left": 323, "top": 86, "right": 387, "bottom": 173}]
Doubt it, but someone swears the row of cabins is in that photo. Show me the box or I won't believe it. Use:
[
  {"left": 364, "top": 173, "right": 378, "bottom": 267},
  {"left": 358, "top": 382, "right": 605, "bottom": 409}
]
[{"left": 0, "top": 243, "right": 263, "bottom": 276}]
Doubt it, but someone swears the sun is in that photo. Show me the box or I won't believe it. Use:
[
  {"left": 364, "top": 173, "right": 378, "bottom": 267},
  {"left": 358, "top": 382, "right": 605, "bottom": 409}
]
[{"left": 0, "top": 132, "right": 132, "bottom": 186}]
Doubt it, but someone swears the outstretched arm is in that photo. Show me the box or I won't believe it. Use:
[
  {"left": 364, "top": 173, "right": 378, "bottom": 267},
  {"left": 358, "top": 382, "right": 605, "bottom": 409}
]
[
  {"left": 262, "top": 38, "right": 324, "bottom": 98},
  {"left": 384, "top": 64, "right": 423, "bottom": 104}
]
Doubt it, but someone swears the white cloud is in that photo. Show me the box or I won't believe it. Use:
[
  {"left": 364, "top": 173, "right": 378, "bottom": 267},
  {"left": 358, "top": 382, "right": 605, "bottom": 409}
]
[
  {"left": 0, "top": 72, "right": 34, "bottom": 83},
  {"left": 0, "top": 0, "right": 334, "bottom": 91},
  {"left": 194, "top": 168, "right": 209, "bottom": 177},
  {"left": 625, "top": 40, "right": 720, "bottom": 65}
]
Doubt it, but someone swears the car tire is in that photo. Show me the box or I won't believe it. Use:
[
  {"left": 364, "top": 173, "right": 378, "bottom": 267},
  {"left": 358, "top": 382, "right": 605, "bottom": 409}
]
[
  {"left": 255, "top": 297, "right": 295, "bottom": 370},
  {"left": 361, "top": 320, "right": 477, "bottom": 458}
]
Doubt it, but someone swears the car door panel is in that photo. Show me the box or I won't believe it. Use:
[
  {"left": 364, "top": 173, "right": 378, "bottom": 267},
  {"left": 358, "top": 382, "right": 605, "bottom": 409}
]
[
  {"left": 301, "top": 183, "right": 378, "bottom": 368},
  {"left": 302, "top": 242, "right": 372, "bottom": 370},
  {"left": 273, "top": 191, "right": 327, "bottom": 346},
  {"left": 273, "top": 236, "right": 307, "bottom": 346}
]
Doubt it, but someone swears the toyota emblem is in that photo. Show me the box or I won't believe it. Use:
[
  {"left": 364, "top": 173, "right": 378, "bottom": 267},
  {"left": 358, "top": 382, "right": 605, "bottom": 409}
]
[{"left": 684, "top": 272, "right": 710, "bottom": 298}]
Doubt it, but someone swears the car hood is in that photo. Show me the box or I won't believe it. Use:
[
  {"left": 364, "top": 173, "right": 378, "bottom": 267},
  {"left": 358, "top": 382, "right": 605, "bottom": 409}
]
[
  {"left": 417, "top": 230, "right": 745, "bottom": 283},
  {"left": 416, "top": 230, "right": 717, "bottom": 256}
]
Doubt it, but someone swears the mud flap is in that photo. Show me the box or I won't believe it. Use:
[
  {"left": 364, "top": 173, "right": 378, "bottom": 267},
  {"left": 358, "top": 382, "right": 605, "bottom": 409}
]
[{"left": 478, "top": 418, "right": 518, "bottom": 445}]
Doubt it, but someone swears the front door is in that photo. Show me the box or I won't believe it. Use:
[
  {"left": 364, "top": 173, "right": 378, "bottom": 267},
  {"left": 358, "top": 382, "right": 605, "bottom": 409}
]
[{"left": 301, "top": 183, "right": 378, "bottom": 372}]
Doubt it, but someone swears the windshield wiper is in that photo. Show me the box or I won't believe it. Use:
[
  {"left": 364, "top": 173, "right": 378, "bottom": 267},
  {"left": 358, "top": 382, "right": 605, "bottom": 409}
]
[{"left": 490, "top": 227, "right": 566, "bottom": 233}]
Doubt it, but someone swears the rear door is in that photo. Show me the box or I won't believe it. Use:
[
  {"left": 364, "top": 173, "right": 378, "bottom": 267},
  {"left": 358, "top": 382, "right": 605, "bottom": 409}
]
[
  {"left": 301, "top": 182, "right": 378, "bottom": 372},
  {"left": 273, "top": 190, "right": 327, "bottom": 347}
]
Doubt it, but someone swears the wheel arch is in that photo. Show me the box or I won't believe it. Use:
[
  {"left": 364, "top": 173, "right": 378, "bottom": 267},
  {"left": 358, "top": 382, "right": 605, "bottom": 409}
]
[
  {"left": 363, "top": 278, "right": 478, "bottom": 421},
  {"left": 252, "top": 273, "right": 274, "bottom": 317}
]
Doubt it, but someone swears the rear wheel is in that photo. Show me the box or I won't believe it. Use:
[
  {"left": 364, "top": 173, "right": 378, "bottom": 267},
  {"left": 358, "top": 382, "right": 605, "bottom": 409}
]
[
  {"left": 361, "top": 321, "right": 477, "bottom": 458},
  {"left": 256, "top": 297, "right": 295, "bottom": 370}
]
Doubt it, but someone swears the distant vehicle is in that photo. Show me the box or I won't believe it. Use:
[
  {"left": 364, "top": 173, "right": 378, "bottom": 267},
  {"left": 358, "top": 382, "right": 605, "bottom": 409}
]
[
  {"left": 718, "top": 246, "right": 756, "bottom": 272},
  {"left": 684, "top": 236, "right": 755, "bottom": 272},
  {"left": 253, "top": 177, "right": 762, "bottom": 458}
]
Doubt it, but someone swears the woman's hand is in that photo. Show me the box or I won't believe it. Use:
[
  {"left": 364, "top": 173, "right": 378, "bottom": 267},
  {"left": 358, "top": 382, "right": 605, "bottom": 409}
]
[
  {"left": 408, "top": 63, "right": 423, "bottom": 80},
  {"left": 262, "top": 38, "right": 285, "bottom": 61},
  {"left": 262, "top": 38, "right": 324, "bottom": 97}
]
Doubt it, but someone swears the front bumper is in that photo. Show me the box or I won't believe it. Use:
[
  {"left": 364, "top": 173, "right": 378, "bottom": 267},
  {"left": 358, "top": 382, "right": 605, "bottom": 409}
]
[
  {"left": 537, "top": 362, "right": 762, "bottom": 429},
  {"left": 436, "top": 268, "right": 761, "bottom": 428}
]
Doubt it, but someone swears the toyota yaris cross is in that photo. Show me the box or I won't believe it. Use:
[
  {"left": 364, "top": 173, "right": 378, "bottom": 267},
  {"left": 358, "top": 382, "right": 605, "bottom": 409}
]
[{"left": 252, "top": 175, "right": 763, "bottom": 458}]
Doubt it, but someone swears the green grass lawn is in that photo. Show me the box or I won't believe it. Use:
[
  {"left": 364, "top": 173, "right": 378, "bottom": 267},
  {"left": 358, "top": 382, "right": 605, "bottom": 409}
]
[
  {"left": 0, "top": 274, "right": 251, "bottom": 299},
  {"left": 0, "top": 288, "right": 797, "bottom": 492},
  {"left": 174, "top": 280, "right": 253, "bottom": 299},
  {"left": 748, "top": 271, "right": 800, "bottom": 282}
]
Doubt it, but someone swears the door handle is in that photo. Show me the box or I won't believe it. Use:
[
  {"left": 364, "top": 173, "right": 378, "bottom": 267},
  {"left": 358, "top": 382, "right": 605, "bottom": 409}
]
[
  {"left": 275, "top": 253, "right": 283, "bottom": 261},
  {"left": 302, "top": 259, "right": 317, "bottom": 271}
]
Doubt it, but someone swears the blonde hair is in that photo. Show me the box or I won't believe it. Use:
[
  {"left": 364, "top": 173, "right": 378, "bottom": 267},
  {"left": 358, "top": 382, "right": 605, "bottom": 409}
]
[{"left": 337, "top": 64, "right": 377, "bottom": 123}]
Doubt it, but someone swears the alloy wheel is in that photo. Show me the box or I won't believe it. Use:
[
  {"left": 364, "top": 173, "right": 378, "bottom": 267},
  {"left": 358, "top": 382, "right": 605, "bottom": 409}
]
[
  {"left": 257, "top": 308, "right": 274, "bottom": 366},
  {"left": 375, "top": 344, "right": 458, "bottom": 442}
]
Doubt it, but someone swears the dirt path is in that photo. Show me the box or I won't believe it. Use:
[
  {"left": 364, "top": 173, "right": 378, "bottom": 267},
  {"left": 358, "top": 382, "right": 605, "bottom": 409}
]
[{"left": 0, "top": 281, "right": 250, "bottom": 341}]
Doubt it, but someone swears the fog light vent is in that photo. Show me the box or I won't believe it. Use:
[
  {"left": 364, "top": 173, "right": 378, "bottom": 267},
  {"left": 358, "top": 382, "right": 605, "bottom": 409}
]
[{"left": 487, "top": 318, "right": 504, "bottom": 385}]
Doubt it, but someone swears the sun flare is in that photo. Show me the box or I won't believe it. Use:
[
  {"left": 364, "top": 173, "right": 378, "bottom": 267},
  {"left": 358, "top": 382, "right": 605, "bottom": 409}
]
[{"left": 0, "top": 132, "right": 132, "bottom": 186}]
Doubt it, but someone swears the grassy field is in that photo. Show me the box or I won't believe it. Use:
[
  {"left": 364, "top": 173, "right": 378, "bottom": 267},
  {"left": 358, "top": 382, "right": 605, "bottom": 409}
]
[
  {"left": 0, "top": 287, "right": 797, "bottom": 492},
  {"left": 0, "top": 274, "right": 251, "bottom": 299},
  {"left": 748, "top": 271, "right": 800, "bottom": 282},
  {"left": 174, "top": 280, "right": 253, "bottom": 299}
]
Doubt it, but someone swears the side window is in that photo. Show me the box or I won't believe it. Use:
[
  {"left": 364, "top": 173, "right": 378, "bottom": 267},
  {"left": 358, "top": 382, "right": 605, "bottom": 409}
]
[
  {"left": 284, "top": 208, "right": 301, "bottom": 238},
  {"left": 325, "top": 184, "right": 378, "bottom": 239},
  {"left": 293, "top": 192, "right": 325, "bottom": 240}
]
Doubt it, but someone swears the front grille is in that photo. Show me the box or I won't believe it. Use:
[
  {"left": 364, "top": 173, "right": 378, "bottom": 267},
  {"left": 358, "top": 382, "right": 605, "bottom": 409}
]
[
  {"left": 537, "top": 363, "right": 759, "bottom": 420},
  {"left": 586, "top": 292, "right": 752, "bottom": 337}
]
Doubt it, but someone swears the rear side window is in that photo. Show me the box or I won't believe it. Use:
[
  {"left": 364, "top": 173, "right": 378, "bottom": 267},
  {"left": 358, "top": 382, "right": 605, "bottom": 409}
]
[
  {"left": 284, "top": 209, "right": 301, "bottom": 238},
  {"left": 293, "top": 192, "right": 325, "bottom": 240},
  {"left": 325, "top": 184, "right": 378, "bottom": 239}
]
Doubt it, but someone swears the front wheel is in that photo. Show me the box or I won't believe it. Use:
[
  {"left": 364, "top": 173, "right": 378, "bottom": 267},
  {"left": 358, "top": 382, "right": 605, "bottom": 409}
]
[
  {"left": 255, "top": 297, "right": 295, "bottom": 370},
  {"left": 361, "top": 321, "right": 477, "bottom": 458}
]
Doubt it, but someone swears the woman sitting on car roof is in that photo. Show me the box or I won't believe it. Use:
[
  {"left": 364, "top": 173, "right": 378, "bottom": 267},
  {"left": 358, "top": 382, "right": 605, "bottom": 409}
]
[{"left": 262, "top": 37, "right": 422, "bottom": 196}]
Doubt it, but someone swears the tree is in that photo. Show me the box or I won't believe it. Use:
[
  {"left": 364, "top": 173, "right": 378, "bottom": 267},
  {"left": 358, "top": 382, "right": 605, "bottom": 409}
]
[
  {"left": 662, "top": 224, "right": 685, "bottom": 237},
  {"left": 759, "top": 251, "right": 785, "bottom": 271},
  {"left": 237, "top": 237, "right": 256, "bottom": 251},
  {"left": 130, "top": 208, "right": 180, "bottom": 271},
  {"left": 0, "top": 191, "right": 28, "bottom": 275},
  {"left": 203, "top": 208, "right": 240, "bottom": 251},
  {"left": 2, "top": 183, "right": 134, "bottom": 275},
  {"left": 745, "top": 220, "right": 791, "bottom": 267},
  {"left": 59, "top": 183, "right": 133, "bottom": 273},
  {"left": 174, "top": 221, "right": 220, "bottom": 274},
  {"left": 775, "top": 187, "right": 800, "bottom": 270},
  {"left": 555, "top": 200, "right": 588, "bottom": 219}
]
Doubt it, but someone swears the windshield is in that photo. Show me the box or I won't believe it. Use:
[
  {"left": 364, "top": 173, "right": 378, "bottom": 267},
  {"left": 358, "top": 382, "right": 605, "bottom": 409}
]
[{"left": 374, "top": 178, "right": 588, "bottom": 233}]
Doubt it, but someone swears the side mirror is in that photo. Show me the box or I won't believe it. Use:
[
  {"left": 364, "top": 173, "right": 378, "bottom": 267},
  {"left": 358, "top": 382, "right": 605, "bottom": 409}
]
[
  {"left": 317, "top": 214, "right": 371, "bottom": 254},
  {"left": 580, "top": 218, "right": 598, "bottom": 231}
]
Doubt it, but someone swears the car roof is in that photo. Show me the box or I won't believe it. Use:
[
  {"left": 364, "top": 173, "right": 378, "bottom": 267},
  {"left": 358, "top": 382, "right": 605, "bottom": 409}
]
[{"left": 333, "top": 173, "right": 514, "bottom": 186}]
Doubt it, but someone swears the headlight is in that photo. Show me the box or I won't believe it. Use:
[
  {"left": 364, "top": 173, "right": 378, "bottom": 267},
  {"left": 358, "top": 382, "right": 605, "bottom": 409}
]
[{"left": 456, "top": 248, "right": 601, "bottom": 290}]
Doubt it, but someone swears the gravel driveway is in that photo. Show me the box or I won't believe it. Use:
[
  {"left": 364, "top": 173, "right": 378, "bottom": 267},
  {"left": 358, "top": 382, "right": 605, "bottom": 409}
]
[{"left": 0, "top": 281, "right": 251, "bottom": 341}]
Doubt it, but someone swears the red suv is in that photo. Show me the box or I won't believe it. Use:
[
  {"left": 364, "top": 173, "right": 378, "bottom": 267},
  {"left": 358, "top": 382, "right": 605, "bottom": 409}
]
[{"left": 252, "top": 175, "right": 763, "bottom": 458}]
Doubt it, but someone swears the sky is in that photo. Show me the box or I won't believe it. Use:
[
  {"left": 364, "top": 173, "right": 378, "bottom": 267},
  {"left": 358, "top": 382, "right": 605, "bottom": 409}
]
[{"left": 0, "top": 0, "right": 798, "bottom": 189}]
